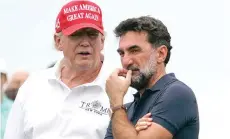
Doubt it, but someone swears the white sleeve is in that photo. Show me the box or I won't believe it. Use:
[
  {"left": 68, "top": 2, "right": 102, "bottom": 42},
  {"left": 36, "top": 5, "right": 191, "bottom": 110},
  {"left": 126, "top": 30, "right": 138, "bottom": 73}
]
[
  {"left": 123, "top": 87, "right": 136, "bottom": 104},
  {"left": 4, "top": 94, "right": 25, "bottom": 139}
]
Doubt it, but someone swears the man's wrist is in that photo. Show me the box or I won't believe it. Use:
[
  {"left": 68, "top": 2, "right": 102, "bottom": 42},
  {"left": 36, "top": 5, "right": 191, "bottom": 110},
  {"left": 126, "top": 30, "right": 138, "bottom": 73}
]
[
  {"left": 109, "top": 104, "right": 126, "bottom": 119},
  {"left": 108, "top": 96, "right": 125, "bottom": 119},
  {"left": 109, "top": 97, "right": 123, "bottom": 108}
]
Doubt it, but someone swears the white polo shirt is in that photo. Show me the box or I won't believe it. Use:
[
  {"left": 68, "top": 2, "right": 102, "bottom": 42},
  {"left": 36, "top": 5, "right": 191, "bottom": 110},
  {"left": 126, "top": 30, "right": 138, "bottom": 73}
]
[{"left": 4, "top": 60, "right": 136, "bottom": 139}]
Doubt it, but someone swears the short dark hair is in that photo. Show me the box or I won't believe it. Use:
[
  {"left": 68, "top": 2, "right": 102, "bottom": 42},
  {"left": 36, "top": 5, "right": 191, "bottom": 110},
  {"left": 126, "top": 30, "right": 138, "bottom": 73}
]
[{"left": 114, "top": 16, "right": 172, "bottom": 65}]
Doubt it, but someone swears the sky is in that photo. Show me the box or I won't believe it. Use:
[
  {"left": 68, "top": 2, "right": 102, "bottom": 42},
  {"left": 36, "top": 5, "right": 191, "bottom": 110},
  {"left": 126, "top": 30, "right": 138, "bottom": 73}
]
[{"left": 0, "top": 0, "right": 229, "bottom": 138}]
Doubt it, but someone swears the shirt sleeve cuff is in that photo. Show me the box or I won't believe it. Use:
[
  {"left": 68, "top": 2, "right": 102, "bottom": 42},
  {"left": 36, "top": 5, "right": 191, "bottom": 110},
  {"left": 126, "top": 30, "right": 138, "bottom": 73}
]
[{"left": 151, "top": 115, "right": 178, "bottom": 135}]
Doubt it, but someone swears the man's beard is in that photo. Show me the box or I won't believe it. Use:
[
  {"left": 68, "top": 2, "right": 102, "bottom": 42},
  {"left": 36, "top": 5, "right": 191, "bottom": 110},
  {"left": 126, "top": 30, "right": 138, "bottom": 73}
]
[
  {"left": 128, "top": 53, "right": 157, "bottom": 91},
  {"left": 130, "top": 73, "right": 152, "bottom": 91}
]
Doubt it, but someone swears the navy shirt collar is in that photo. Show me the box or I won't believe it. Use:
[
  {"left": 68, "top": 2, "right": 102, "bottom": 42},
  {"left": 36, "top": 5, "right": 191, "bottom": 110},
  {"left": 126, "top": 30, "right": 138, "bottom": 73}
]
[{"left": 149, "top": 73, "right": 176, "bottom": 92}]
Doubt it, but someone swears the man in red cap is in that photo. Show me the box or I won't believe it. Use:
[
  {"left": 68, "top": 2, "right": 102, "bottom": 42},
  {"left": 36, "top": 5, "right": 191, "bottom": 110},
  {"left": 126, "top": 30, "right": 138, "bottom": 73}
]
[{"left": 4, "top": 1, "right": 135, "bottom": 139}]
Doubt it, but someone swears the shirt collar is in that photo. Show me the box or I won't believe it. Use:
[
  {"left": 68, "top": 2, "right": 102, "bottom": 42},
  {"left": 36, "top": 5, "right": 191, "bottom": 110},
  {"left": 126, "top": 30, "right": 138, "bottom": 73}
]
[
  {"left": 148, "top": 73, "right": 177, "bottom": 92},
  {"left": 48, "top": 58, "right": 107, "bottom": 91}
]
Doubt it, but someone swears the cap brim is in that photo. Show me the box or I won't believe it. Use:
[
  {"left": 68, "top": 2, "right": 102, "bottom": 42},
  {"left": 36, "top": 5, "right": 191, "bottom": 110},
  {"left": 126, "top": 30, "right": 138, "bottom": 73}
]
[{"left": 62, "top": 23, "right": 104, "bottom": 36}]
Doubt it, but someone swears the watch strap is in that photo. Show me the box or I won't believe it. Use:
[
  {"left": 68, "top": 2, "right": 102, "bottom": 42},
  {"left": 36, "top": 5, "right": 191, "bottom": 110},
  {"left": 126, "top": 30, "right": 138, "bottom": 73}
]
[{"left": 110, "top": 105, "right": 126, "bottom": 118}]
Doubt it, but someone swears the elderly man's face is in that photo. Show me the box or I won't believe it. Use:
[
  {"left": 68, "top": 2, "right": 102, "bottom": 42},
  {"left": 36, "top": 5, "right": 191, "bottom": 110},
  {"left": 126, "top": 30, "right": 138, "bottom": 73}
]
[{"left": 55, "top": 28, "right": 104, "bottom": 70}]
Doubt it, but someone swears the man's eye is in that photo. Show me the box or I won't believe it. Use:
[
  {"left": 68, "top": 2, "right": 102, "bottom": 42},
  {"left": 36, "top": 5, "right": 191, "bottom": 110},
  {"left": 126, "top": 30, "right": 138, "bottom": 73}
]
[
  {"left": 131, "top": 49, "right": 139, "bottom": 53},
  {"left": 119, "top": 52, "right": 124, "bottom": 57},
  {"left": 88, "top": 32, "right": 99, "bottom": 37},
  {"left": 71, "top": 32, "right": 82, "bottom": 37}
]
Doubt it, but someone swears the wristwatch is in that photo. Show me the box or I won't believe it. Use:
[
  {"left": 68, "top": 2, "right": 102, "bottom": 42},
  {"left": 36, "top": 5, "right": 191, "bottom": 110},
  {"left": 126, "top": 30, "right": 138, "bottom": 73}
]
[{"left": 108, "top": 105, "right": 126, "bottom": 118}]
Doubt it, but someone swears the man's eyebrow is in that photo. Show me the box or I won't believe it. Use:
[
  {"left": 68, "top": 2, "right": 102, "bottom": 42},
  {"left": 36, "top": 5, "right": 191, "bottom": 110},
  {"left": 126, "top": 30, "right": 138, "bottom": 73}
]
[
  {"left": 127, "top": 45, "right": 140, "bottom": 51},
  {"left": 117, "top": 45, "right": 141, "bottom": 53}
]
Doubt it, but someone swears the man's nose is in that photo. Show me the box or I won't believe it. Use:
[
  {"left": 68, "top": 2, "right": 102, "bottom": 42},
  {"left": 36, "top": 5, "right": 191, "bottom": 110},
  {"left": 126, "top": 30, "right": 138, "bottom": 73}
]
[
  {"left": 79, "top": 35, "right": 91, "bottom": 47},
  {"left": 122, "top": 54, "right": 134, "bottom": 69}
]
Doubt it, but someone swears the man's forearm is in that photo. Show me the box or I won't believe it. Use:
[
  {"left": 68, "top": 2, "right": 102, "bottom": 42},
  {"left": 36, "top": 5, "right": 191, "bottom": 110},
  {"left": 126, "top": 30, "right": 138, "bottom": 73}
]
[{"left": 112, "top": 109, "right": 137, "bottom": 139}]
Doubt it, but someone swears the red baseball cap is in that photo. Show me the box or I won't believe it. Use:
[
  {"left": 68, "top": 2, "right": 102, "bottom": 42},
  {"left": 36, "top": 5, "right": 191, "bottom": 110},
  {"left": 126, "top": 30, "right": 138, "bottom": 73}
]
[{"left": 55, "top": 0, "right": 104, "bottom": 35}]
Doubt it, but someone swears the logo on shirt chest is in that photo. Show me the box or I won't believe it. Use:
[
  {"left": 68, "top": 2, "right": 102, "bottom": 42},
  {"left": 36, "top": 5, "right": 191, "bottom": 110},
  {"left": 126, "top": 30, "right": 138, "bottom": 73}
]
[{"left": 79, "top": 100, "right": 109, "bottom": 116}]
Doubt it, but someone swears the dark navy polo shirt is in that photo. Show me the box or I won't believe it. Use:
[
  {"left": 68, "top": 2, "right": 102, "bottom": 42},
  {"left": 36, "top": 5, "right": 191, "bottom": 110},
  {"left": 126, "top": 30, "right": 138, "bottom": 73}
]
[{"left": 104, "top": 73, "right": 199, "bottom": 139}]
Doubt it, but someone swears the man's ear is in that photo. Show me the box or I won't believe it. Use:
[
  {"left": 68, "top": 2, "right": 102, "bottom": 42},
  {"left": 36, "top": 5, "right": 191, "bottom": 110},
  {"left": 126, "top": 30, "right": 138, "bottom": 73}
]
[
  {"left": 157, "top": 45, "right": 168, "bottom": 64},
  {"left": 54, "top": 34, "right": 63, "bottom": 51}
]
